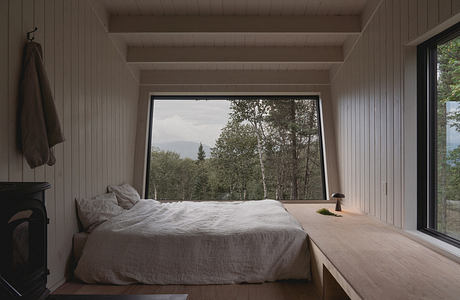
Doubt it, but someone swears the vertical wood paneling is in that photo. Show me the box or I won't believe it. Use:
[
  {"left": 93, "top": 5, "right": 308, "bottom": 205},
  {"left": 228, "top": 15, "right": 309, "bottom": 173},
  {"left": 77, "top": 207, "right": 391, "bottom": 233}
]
[
  {"left": 428, "top": 0, "right": 440, "bottom": 30},
  {"left": 8, "top": 0, "right": 23, "bottom": 182},
  {"left": 351, "top": 54, "right": 356, "bottom": 207},
  {"left": 78, "top": 0, "right": 86, "bottom": 198},
  {"left": 380, "top": 4, "right": 388, "bottom": 222},
  {"left": 393, "top": 0, "right": 402, "bottom": 228},
  {"left": 96, "top": 16, "right": 103, "bottom": 194},
  {"left": 331, "top": 0, "right": 456, "bottom": 227},
  {"left": 374, "top": 10, "right": 381, "bottom": 219},
  {"left": 369, "top": 19, "right": 376, "bottom": 216},
  {"left": 70, "top": 0, "right": 80, "bottom": 229},
  {"left": 34, "top": 0, "right": 45, "bottom": 183},
  {"left": 116, "top": 58, "right": 121, "bottom": 184},
  {"left": 386, "top": 0, "right": 394, "bottom": 224},
  {"left": 346, "top": 62, "right": 351, "bottom": 206},
  {"left": 108, "top": 44, "right": 114, "bottom": 186},
  {"left": 363, "top": 28, "right": 370, "bottom": 214},
  {"left": 418, "top": 0, "right": 428, "bottom": 35},
  {"left": 84, "top": 2, "right": 92, "bottom": 198},
  {"left": 22, "top": 0, "right": 35, "bottom": 183},
  {"left": 408, "top": 0, "right": 418, "bottom": 41},
  {"left": 453, "top": 0, "right": 460, "bottom": 14},
  {"left": 358, "top": 41, "right": 365, "bottom": 210},
  {"left": 102, "top": 37, "right": 108, "bottom": 191},
  {"left": 62, "top": 0, "right": 74, "bottom": 269},
  {"left": 0, "top": 0, "right": 139, "bottom": 289},
  {"left": 359, "top": 43, "right": 364, "bottom": 210},
  {"left": 0, "top": 0, "right": 8, "bottom": 181},
  {"left": 44, "top": 0, "right": 57, "bottom": 285},
  {"left": 54, "top": 0, "right": 65, "bottom": 276},
  {"left": 439, "top": 0, "right": 452, "bottom": 22}
]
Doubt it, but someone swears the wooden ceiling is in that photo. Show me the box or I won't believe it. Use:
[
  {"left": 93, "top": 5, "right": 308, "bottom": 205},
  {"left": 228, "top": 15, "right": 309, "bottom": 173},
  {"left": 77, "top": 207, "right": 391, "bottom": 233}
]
[
  {"left": 92, "top": 0, "right": 376, "bottom": 86},
  {"left": 97, "top": 0, "right": 367, "bottom": 16}
]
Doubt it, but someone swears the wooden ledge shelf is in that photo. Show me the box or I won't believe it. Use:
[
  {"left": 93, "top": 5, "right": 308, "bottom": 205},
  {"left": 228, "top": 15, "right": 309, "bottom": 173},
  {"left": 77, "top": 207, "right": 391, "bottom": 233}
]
[{"left": 284, "top": 204, "right": 460, "bottom": 300}]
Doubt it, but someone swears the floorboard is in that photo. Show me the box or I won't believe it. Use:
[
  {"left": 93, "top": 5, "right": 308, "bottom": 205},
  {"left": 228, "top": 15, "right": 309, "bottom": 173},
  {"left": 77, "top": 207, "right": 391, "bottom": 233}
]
[{"left": 53, "top": 280, "right": 319, "bottom": 300}]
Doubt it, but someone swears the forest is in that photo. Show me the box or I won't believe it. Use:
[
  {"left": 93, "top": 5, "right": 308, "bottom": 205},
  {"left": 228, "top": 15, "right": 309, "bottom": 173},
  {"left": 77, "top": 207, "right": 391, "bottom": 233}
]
[
  {"left": 147, "top": 98, "right": 325, "bottom": 201},
  {"left": 436, "top": 35, "right": 460, "bottom": 239}
]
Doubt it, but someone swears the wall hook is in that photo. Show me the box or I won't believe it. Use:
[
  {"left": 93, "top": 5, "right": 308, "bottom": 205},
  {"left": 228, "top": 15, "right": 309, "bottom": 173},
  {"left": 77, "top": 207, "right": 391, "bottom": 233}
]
[{"left": 26, "top": 27, "right": 38, "bottom": 42}]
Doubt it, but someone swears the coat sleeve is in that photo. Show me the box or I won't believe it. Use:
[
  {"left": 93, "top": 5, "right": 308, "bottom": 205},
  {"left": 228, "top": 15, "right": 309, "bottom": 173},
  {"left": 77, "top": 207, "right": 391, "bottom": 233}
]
[{"left": 34, "top": 44, "right": 64, "bottom": 148}]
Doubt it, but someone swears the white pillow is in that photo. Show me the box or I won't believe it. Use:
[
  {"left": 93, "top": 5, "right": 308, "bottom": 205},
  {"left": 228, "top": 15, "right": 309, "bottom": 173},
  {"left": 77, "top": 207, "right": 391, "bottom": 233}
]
[
  {"left": 107, "top": 183, "right": 140, "bottom": 209},
  {"left": 76, "top": 193, "right": 124, "bottom": 232}
]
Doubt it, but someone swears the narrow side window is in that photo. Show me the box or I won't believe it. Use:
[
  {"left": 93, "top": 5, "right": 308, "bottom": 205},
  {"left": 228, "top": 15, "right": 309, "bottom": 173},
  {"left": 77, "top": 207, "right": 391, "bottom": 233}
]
[{"left": 418, "top": 23, "right": 460, "bottom": 247}]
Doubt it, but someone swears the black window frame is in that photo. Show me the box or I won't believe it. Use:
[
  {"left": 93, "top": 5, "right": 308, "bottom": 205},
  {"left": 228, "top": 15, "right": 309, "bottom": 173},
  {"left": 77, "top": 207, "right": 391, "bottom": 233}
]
[
  {"left": 145, "top": 95, "right": 327, "bottom": 201},
  {"left": 417, "top": 22, "right": 460, "bottom": 248}
]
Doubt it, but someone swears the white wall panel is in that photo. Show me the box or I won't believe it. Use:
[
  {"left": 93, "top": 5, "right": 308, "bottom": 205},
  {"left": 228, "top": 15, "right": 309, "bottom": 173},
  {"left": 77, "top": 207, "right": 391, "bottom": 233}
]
[
  {"left": 331, "top": 0, "right": 459, "bottom": 227},
  {"left": 0, "top": 0, "right": 139, "bottom": 289}
]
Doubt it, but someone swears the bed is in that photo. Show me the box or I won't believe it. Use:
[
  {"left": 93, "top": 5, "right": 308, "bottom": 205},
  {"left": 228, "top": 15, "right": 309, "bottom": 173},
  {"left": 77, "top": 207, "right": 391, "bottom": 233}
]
[{"left": 74, "top": 199, "right": 310, "bottom": 285}]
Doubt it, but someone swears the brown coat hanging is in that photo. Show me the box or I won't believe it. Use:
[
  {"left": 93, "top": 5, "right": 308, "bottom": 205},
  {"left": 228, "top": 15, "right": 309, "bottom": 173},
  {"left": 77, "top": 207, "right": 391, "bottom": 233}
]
[{"left": 18, "top": 40, "right": 64, "bottom": 168}]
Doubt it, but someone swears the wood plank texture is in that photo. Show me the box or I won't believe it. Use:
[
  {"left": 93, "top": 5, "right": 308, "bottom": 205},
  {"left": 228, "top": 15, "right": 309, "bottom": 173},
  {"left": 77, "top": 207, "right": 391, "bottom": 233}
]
[
  {"left": 330, "top": 0, "right": 458, "bottom": 227},
  {"left": 109, "top": 15, "right": 362, "bottom": 34},
  {"left": 140, "top": 70, "right": 330, "bottom": 85},
  {"left": 285, "top": 204, "right": 460, "bottom": 300},
  {"left": 100, "top": 0, "right": 367, "bottom": 16},
  {"left": 0, "top": 0, "right": 8, "bottom": 181},
  {"left": 53, "top": 281, "right": 320, "bottom": 300},
  {"left": 127, "top": 46, "right": 344, "bottom": 63},
  {"left": 0, "top": 0, "right": 139, "bottom": 290}
]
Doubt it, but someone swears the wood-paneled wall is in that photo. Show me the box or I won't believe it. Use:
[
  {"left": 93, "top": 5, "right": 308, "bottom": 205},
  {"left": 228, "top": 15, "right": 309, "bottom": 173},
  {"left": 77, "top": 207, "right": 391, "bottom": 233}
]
[
  {"left": 0, "top": 0, "right": 139, "bottom": 289},
  {"left": 331, "top": 0, "right": 459, "bottom": 227}
]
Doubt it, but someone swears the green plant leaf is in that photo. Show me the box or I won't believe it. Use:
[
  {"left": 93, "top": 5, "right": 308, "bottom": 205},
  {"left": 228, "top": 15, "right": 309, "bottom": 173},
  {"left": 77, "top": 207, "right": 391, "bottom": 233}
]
[{"left": 316, "top": 208, "right": 342, "bottom": 217}]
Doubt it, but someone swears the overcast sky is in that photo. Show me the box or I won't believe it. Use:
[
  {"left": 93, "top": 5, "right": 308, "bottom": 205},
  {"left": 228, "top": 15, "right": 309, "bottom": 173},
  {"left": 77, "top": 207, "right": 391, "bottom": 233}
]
[{"left": 152, "top": 99, "right": 231, "bottom": 147}]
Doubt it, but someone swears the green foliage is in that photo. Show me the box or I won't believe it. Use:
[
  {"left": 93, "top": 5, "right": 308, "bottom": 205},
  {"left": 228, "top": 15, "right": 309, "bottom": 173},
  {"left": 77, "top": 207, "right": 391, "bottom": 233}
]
[
  {"left": 211, "top": 121, "right": 259, "bottom": 200},
  {"left": 229, "top": 99, "right": 268, "bottom": 126},
  {"left": 435, "top": 35, "right": 460, "bottom": 236},
  {"left": 263, "top": 99, "right": 323, "bottom": 200},
  {"left": 197, "top": 143, "right": 206, "bottom": 161},
  {"left": 316, "top": 208, "right": 342, "bottom": 217},
  {"left": 148, "top": 149, "right": 198, "bottom": 200}
]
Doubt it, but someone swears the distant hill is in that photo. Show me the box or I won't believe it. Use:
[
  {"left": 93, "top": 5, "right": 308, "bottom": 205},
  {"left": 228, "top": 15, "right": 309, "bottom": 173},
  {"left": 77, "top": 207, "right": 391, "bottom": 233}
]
[{"left": 153, "top": 141, "right": 211, "bottom": 160}]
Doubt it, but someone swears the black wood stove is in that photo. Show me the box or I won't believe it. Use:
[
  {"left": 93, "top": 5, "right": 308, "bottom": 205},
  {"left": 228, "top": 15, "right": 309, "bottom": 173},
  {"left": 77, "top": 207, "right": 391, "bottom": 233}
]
[{"left": 0, "top": 182, "right": 50, "bottom": 300}]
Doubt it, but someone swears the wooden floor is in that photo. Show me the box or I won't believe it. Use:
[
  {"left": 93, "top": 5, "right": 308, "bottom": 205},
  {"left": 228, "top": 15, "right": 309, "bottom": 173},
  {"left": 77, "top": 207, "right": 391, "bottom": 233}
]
[{"left": 54, "top": 280, "right": 320, "bottom": 300}]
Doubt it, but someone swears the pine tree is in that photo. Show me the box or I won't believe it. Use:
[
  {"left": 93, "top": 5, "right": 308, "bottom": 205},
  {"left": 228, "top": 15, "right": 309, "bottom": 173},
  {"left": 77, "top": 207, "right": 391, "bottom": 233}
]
[
  {"left": 197, "top": 142, "right": 206, "bottom": 161},
  {"left": 193, "top": 142, "right": 208, "bottom": 200}
]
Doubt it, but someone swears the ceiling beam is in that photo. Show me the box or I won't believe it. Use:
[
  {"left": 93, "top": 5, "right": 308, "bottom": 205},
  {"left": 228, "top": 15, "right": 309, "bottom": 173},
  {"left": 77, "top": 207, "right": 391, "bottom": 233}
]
[
  {"left": 127, "top": 46, "right": 343, "bottom": 63},
  {"left": 110, "top": 16, "right": 361, "bottom": 34},
  {"left": 141, "top": 85, "right": 328, "bottom": 94},
  {"left": 140, "top": 70, "right": 329, "bottom": 85}
]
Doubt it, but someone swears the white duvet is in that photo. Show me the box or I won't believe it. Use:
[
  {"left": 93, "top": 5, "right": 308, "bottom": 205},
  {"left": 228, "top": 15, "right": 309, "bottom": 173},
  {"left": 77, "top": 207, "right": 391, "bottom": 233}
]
[{"left": 74, "top": 199, "right": 310, "bottom": 285}]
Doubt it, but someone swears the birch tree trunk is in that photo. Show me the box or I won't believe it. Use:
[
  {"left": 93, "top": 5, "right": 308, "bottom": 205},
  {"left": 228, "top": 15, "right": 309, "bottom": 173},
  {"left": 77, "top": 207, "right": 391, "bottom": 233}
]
[
  {"left": 255, "top": 128, "right": 268, "bottom": 198},
  {"left": 303, "top": 134, "right": 312, "bottom": 199},
  {"left": 303, "top": 104, "right": 315, "bottom": 199},
  {"left": 253, "top": 101, "right": 268, "bottom": 199},
  {"left": 290, "top": 101, "right": 298, "bottom": 200}
]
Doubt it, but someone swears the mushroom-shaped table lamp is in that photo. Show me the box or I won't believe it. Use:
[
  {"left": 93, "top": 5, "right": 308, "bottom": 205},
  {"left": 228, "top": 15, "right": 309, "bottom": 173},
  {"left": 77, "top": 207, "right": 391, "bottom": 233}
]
[{"left": 332, "top": 193, "right": 345, "bottom": 212}]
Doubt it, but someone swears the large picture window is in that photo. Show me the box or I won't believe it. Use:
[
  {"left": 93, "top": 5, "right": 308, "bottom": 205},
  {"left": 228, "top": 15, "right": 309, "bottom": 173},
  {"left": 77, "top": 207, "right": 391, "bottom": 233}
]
[
  {"left": 145, "top": 96, "right": 326, "bottom": 201},
  {"left": 418, "top": 23, "right": 460, "bottom": 247}
]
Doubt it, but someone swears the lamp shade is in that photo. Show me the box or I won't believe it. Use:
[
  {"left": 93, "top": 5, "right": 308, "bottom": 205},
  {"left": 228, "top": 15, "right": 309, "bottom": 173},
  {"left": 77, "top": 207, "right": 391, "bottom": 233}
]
[
  {"left": 331, "top": 193, "right": 345, "bottom": 198},
  {"left": 331, "top": 193, "right": 344, "bottom": 212}
]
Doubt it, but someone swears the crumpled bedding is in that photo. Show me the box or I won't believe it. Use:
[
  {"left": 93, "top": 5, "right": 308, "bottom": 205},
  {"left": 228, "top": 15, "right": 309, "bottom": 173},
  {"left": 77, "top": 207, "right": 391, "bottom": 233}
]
[{"left": 74, "top": 199, "right": 310, "bottom": 285}]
